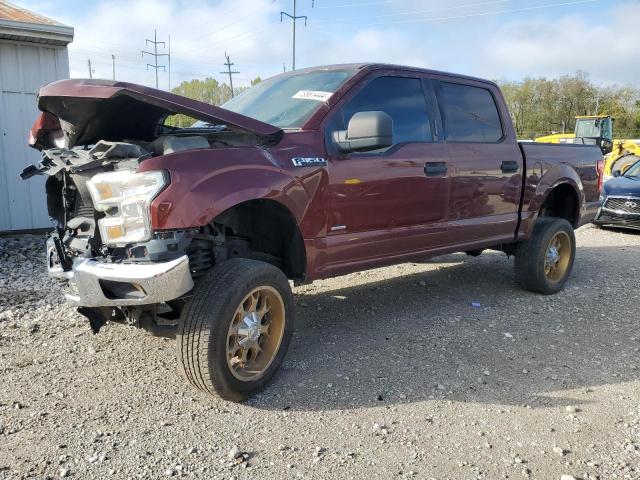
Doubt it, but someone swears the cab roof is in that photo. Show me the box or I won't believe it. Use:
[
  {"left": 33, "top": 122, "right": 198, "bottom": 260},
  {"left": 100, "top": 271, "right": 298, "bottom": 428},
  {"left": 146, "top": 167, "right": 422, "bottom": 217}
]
[{"left": 290, "top": 63, "right": 499, "bottom": 87}]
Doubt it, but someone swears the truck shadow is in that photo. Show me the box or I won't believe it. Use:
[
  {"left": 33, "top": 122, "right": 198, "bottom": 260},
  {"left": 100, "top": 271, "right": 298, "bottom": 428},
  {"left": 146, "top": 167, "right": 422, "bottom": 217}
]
[{"left": 249, "top": 244, "right": 640, "bottom": 412}]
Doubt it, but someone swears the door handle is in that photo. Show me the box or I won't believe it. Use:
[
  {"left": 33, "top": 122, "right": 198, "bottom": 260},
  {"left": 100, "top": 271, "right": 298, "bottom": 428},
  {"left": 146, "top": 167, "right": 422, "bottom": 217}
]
[
  {"left": 424, "top": 162, "right": 447, "bottom": 176},
  {"left": 501, "top": 160, "right": 519, "bottom": 173}
]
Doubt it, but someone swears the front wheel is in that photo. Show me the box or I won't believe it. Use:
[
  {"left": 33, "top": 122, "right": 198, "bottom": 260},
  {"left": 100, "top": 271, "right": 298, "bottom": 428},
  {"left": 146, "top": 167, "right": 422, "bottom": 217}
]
[
  {"left": 515, "top": 217, "right": 576, "bottom": 295},
  {"left": 177, "top": 258, "right": 295, "bottom": 401}
]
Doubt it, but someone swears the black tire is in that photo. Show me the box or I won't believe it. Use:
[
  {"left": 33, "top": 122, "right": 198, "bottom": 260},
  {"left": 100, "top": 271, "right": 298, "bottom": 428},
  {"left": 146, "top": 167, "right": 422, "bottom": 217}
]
[
  {"left": 177, "top": 258, "right": 295, "bottom": 402},
  {"left": 515, "top": 217, "right": 576, "bottom": 295}
]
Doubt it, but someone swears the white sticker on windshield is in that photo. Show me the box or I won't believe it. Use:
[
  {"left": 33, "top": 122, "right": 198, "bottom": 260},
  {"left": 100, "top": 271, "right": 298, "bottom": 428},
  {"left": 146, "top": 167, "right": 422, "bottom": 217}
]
[{"left": 292, "top": 90, "right": 333, "bottom": 101}]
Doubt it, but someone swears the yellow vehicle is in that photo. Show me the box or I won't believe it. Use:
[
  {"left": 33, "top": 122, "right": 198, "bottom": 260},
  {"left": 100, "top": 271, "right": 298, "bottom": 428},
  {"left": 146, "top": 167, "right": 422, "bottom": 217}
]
[
  {"left": 603, "top": 139, "right": 640, "bottom": 180},
  {"left": 535, "top": 115, "right": 640, "bottom": 181},
  {"left": 535, "top": 115, "right": 614, "bottom": 154}
]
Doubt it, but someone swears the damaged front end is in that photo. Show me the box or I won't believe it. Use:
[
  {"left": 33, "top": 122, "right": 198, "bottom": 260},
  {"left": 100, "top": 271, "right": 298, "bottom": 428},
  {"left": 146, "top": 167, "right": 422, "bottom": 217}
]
[
  {"left": 22, "top": 79, "right": 282, "bottom": 335},
  {"left": 28, "top": 140, "right": 195, "bottom": 335}
]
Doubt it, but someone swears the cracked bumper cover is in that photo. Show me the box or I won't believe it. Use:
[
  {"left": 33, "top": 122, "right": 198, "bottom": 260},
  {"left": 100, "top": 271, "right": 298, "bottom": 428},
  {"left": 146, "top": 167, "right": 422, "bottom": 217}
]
[{"left": 47, "top": 241, "right": 194, "bottom": 307}]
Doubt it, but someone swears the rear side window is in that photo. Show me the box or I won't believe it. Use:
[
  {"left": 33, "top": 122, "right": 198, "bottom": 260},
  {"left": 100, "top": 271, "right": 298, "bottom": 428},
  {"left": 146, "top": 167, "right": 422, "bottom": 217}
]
[
  {"left": 438, "top": 82, "right": 503, "bottom": 142},
  {"left": 339, "top": 76, "right": 432, "bottom": 145}
]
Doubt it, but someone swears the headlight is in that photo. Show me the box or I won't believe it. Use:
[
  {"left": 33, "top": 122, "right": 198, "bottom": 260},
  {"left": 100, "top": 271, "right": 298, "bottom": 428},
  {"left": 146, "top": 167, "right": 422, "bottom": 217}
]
[{"left": 87, "top": 170, "right": 167, "bottom": 246}]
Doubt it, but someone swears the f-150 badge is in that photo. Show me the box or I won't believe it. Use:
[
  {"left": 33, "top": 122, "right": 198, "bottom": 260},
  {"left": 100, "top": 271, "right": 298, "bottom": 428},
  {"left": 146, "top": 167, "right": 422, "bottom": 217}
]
[{"left": 291, "top": 157, "right": 327, "bottom": 167}]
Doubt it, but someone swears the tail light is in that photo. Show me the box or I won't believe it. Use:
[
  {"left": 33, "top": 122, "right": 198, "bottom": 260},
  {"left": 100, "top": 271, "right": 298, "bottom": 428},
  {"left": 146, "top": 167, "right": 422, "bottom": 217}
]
[{"left": 596, "top": 158, "right": 604, "bottom": 192}]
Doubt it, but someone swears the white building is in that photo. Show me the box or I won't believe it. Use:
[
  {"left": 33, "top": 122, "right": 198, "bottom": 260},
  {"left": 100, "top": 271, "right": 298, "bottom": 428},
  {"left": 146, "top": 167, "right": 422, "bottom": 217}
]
[{"left": 0, "top": 0, "right": 73, "bottom": 232}]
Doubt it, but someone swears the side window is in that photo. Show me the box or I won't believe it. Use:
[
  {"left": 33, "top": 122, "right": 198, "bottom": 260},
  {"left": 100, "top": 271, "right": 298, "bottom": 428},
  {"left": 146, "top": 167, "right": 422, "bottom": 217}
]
[
  {"left": 339, "top": 76, "right": 432, "bottom": 145},
  {"left": 438, "top": 82, "right": 503, "bottom": 142}
]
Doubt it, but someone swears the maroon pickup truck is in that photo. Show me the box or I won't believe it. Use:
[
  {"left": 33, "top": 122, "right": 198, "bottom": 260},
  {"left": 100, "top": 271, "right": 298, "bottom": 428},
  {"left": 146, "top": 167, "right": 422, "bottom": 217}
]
[{"left": 23, "top": 64, "right": 603, "bottom": 401}]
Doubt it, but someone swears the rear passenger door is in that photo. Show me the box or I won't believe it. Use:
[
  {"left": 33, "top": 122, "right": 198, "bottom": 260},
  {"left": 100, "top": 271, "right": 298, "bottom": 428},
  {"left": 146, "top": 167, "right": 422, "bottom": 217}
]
[{"left": 435, "top": 79, "right": 523, "bottom": 244}]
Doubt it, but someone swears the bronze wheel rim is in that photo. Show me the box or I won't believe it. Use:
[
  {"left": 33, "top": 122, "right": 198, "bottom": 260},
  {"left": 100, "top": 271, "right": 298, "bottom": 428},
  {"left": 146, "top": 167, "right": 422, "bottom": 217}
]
[
  {"left": 544, "top": 231, "right": 571, "bottom": 282},
  {"left": 226, "top": 286, "right": 285, "bottom": 381}
]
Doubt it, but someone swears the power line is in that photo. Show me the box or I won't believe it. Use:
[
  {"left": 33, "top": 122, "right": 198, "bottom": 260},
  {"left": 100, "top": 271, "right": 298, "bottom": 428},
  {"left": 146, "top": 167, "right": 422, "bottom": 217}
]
[
  {"left": 174, "top": 16, "right": 253, "bottom": 54},
  {"left": 141, "top": 29, "right": 169, "bottom": 89},
  {"left": 318, "top": 0, "right": 599, "bottom": 28},
  {"left": 220, "top": 52, "right": 240, "bottom": 97},
  {"left": 316, "top": 0, "right": 394, "bottom": 7},
  {"left": 175, "top": 24, "right": 272, "bottom": 57},
  {"left": 314, "top": 0, "right": 512, "bottom": 22},
  {"left": 280, "top": 0, "right": 314, "bottom": 70},
  {"left": 72, "top": 54, "right": 278, "bottom": 79},
  {"left": 73, "top": 45, "right": 286, "bottom": 70}
]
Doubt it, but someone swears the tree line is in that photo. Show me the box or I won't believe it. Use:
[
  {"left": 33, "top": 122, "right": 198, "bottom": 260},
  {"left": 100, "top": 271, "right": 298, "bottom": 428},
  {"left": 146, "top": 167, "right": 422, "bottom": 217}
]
[{"left": 497, "top": 71, "right": 640, "bottom": 139}]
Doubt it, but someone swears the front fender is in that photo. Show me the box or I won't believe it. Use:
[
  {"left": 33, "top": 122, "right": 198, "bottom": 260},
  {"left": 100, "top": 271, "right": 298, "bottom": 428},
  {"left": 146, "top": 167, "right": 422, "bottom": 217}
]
[{"left": 138, "top": 149, "right": 314, "bottom": 230}]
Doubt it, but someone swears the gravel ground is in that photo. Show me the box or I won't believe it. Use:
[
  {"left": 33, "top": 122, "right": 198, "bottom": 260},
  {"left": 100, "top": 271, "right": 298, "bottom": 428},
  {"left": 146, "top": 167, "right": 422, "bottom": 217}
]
[{"left": 1, "top": 225, "right": 639, "bottom": 480}]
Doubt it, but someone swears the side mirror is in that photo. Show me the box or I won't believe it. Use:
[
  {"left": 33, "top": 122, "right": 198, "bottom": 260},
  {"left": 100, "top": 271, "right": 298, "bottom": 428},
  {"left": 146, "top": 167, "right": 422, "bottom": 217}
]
[
  {"left": 613, "top": 170, "right": 621, "bottom": 178},
  {"left": 333, "top": 111, "right": 393, "bottom": 153},
  {"left": 599, "top": 138, "right": 613, "bottom": 155}
]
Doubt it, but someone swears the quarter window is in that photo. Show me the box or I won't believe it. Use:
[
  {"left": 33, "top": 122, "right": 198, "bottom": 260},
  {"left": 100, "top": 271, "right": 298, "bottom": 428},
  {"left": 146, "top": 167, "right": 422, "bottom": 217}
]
[
  {"left": 438, "top": 82, "right": 503, "bottom": 142},
  {"left": 339, "top": 76, "right": 432, "bottom": 145}
]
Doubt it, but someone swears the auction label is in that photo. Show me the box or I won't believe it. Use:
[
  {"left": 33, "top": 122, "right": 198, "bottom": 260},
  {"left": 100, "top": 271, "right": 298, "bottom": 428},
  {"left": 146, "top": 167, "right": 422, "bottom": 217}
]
[{"left": 292, "top": 90, "right": 333, "bottom": 101}]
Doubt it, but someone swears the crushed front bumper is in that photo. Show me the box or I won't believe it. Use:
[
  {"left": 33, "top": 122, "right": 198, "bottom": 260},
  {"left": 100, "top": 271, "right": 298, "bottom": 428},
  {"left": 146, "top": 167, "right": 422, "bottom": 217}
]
[{"left": 47, "top": 240, "right": 194, "bottom": 307}]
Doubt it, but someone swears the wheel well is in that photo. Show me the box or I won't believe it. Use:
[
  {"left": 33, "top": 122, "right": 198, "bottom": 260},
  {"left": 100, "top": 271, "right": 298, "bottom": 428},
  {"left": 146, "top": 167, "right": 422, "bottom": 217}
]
[
  {"left": 212, "top": 199, "right": 306, "bottom": 280},
  {"left": 539, "top": 183, "right": 579, "bottom": 227}
]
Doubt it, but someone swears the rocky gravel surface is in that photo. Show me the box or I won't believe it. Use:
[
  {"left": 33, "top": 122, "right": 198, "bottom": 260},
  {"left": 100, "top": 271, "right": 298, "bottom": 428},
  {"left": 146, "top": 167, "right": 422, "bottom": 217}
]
[{"left": 1, "top": 225, "right": 639, "bottom": 480}]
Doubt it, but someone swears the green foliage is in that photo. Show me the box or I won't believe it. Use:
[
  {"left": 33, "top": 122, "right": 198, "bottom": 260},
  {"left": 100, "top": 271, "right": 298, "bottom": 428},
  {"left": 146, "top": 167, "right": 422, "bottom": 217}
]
[
  {"left": 498, "top": 72, "right": 640, "bottom": 139},
  {"left": 165, "top": 76, "right": 262, "bottom": 127}
]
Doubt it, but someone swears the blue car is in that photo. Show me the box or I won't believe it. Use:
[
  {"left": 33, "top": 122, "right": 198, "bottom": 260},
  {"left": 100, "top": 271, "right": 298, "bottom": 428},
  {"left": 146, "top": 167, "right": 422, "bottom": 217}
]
[{"left": 594, "top": 159, "right": 640, "bottom": 231}]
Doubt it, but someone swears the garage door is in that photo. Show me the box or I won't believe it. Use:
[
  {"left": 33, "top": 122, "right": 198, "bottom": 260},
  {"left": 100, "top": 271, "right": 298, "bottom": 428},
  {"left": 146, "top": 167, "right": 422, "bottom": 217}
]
[{"left": 0, "top": 41, "right": 68, "bottom": 231}]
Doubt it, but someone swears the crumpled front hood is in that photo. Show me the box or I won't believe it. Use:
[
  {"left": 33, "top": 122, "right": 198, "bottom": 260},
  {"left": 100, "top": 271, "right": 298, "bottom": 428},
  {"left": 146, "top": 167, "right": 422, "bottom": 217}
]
[
  {"left": 603, "top": 175, "right": 640, "bottom": 197},
  {"left": 37, "top": 79, "right": 283, "bottom": 148}
]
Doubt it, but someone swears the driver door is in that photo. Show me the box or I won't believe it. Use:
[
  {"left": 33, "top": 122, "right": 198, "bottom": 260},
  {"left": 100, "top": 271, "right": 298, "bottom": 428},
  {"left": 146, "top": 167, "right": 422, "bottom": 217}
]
[{"left": 322, "top": 74, "right": 450, "bottom": 275}]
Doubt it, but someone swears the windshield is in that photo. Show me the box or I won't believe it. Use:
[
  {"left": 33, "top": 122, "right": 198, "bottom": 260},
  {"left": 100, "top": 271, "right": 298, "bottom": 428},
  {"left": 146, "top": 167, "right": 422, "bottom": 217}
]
[
  {"left": 575, "top": 119, "right": 602, "bottom": 138},
  {"left": 624, "top": 160, "right": 640, "bottom": 177},
  {"left": 214, "top": 69, "right": 354, "bottom": 129}
]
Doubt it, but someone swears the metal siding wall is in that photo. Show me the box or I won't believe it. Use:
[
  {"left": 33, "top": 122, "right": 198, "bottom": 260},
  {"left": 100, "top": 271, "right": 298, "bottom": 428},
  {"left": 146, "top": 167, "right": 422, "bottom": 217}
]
[
  {"left": 0, "top": 39, "right": 69, "bottom": 231},
  {"left": 0, "top": 44, "right": 9, "bottom": 230}
]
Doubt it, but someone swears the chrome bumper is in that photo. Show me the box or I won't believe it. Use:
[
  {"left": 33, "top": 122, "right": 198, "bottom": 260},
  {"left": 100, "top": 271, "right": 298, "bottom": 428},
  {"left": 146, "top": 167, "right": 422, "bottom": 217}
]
[{"left": 47, "top": 241, "right": 194, "bottom": 307}]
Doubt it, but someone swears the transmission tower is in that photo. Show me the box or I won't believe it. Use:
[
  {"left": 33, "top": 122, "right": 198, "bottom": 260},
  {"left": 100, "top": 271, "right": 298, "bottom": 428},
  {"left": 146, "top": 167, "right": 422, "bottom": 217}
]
[
  {"left": 281, "top": 0, "right": 314, "bottom": 70},
  {"left": 141, "top": 29, "right": 169, "bottom": 89},
  {"left": 220, "top": 52, "right": 240, "bottom": 98}
]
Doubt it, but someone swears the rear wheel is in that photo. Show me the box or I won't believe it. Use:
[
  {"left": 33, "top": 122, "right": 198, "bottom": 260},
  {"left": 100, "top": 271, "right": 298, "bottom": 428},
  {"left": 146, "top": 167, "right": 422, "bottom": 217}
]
[
  {"left": 515, "top": 217, "right": 575, "bottom": 294},
  {"left": 177, "top": 258, "right": 294, "bottom": 401}
]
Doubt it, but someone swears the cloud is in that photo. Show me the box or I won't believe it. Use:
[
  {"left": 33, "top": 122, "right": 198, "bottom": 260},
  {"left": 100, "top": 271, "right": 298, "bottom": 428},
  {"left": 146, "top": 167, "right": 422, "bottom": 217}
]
[
  {"left": 11, "top": 0, "right": 640, "bottom": 90},
  {"left": 62, "top": 0, "right": 287, "bottom": 87},
  {"left": 479, "top": 2, "right": 640, "bottom": 85}
]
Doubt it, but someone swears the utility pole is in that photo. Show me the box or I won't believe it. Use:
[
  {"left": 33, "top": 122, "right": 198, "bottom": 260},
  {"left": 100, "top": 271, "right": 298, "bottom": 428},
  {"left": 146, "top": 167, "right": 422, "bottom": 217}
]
[
  {"left": 280, "top": 1, "right": 313, "bottom": 70},
  {"left": 220, "top": 52, "right": 240, "bottom": 98},
  {"left": 87, "top": 59, "right": 94, "bottom": 79},
  {"left": 141, "top": 29, "right": 169, "bottom": 89},
  {"left": 168, "top": 34, "right": 171, "bottom": 91},
  {"left": 111, "top": 54, "right": 115, "bottom": 80}
]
